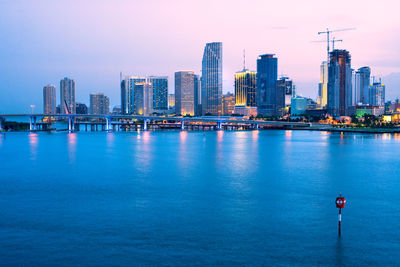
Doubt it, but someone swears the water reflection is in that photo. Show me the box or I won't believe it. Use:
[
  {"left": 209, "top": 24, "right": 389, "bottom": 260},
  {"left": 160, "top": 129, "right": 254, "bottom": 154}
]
[
  {"left": 67, "top": 133, "right": 77, "bottom": 163},
  {"left": 335, "top": 238, "right": 344, "bottom": 266},
  {"left": 284, "top": 130, "right": 292, "bottom": 148},
  {"left": 178, "top": 131, "right": 189, "bottom": 176},
  {"left": 215, "top": 131, "right": 224, "bottom": 164},
  {"left": 252, "top": 130, "right": 259, "bottom": 141},
  {"left": 319, "top": 131, "right": 330, "bottom": 145},
  {"left": 106, "top": 132, "right": 115, "bottom": 155},
  {"left": 217, "top": 130, "right": 224, "bottom": 142},
  {"left": 142, "top": 131, "right": 151, "bottom": 144},
  {"left": 0, "top": 133, "right": 4, "bottom": 148},
  {"left": 179, "top": 131, "right": 187, "bottom": 143},
  {"left": 28, "top": 133, "right": 38, "bottom": 160},
  {"left": 231, "top": 131, "right": 247, "bottom": 175},
  {"left": 285, "top": 130, "right": 292, "bottom": 140},
  {"left": 132, "top": 131, "right": 152, "bottom": 173}
]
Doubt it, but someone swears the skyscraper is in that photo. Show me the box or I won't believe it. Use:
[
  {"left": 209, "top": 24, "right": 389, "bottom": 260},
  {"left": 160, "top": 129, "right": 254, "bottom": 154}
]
[
  {"left": 318, "top": 62, "right": 328, "bottom": 108},
  {"left": 120, "top": 79, "right": 128, "bottom": 114},
  {"left": 234, "top": 69, "right": 257, "bottom": 115},
  {"left": 134, "top": 82, "right": 153, "bottom": 116},
  {"left": 194, "top": 74, "right": 201, "bottom": 116},
  {"left": 43, "top": 84, "right": 56, "bottom": 114},
  {"left": 276, "top": 77, "right": 293, "bottom": 113},
  {"left": 148, "top": 76, "right": 168, "bottom": 112},
  {"left": 90, "top": 93, "right": 110, "bottom": 114},
  {"left": 256, "top": 54, "right": 278, "bottom": 116},
  {"left": 369, "top": 81, "right": 385, "bottom": 106},
  {"left": 60, "top": 77, "right": 76, "bottom": 114},
  {"left": 327, "top": 50, "right": 353, "bottom": 116},
  {"left": 168, "top": 94, "right": 175, "bottom": 110},
  {"left": 201, "top": 42, "right": 223, "bottom": 115},
  {"left": 175, "top": 71, "right": 196, "bottom": 116},
  {"left": 354, "top": 67, "right": 371, "bottom": 105},
  {"left": 121, "top": 76, "right": 146, "bottom": 114}
]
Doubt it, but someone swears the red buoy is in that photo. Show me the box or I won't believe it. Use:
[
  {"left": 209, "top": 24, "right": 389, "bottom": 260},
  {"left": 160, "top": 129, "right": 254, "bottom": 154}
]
[
  {"left": 335, "top": 194, "right": 346, "bottom": 236},
  {"left": 336, "top": 196, "right": 346, "bottom": 209}
]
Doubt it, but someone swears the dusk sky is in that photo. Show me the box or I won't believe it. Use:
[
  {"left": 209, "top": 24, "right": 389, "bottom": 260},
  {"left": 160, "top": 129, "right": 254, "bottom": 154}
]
[{"left": 0, "top": 0, "right": 399, "bottom": 113}]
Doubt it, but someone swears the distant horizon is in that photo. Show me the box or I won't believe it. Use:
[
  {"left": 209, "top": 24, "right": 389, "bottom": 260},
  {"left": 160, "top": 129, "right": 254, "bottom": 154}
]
[{"left": 1, "top": 0, "right": 399, "bottom": 113}]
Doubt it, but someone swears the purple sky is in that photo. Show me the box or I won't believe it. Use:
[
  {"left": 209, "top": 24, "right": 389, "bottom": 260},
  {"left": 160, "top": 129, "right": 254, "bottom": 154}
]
[{"left": 0, "top": 0, "right": 399, "bottom": 113}]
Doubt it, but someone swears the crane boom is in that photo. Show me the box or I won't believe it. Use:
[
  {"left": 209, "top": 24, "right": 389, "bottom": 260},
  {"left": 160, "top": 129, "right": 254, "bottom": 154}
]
[{"left": 318, "top": 27, "right": 355, "bottom": 62}]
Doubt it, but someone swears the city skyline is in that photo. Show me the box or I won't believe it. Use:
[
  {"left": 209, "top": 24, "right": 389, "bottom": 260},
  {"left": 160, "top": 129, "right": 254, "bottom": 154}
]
[{"left": 0, "top": 0, "right": 399, "bottom": 113}]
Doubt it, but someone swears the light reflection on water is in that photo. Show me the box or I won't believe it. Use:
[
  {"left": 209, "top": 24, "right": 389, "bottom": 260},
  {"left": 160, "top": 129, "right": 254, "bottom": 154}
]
[
  {"left": 0, "top": 133, "right": 4, "bottom": 148},
  {"left": 67, "top": 133, "right": 77, "bottom": 163},
  {"left": 28, "top": 133, "right": 38, "bottom": 160}
]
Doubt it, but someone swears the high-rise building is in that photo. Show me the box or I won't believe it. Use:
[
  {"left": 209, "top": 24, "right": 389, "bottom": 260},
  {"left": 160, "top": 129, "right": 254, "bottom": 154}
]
[
  {"left": 121, "top": 76, "right": 146, "bottom": 114},
  {"left": 276, "top": 77, "right": 293, "bottom": 113},
  {"left": 175, "top": 71, "right": 197, "bottom": 116},
  {"left": 168, "top": 94, "right": 175, "bottom": 109},
  {"left": 369, "top": 81, "right": 385, "bottom": 106},
  {"left": 194, "top": 74, "right": 201, "bottom": 116},
  {"left": 222, "top": 92, "right": 235, "bottom": 116},
  {"left": 60, "top": 77, "right": 76, "bottom": 114},
  {"left": 327, "top": 50, "right": 353, "bottom": 116},
  {"left": 234, "top": 69, "right": 257, "bottom": 115},
  {"left": 354, "top": 67, "right": 371, "bottom": 105},
  {"left": 76, "top": 103, "right": 88, "bottom": 115},
  {"left": 43, "top": 84, "right": 56, "bottom": 114},
  {"left": 317, "top": 62, "right": 328, "bottom": 108},
  {"left": 256, "top": 54, "right": 278, "bottom": 116},
  {"left": 90, "top": 93, "right": 110, "bottom": 114},
  {"left": 121, "top": 79, "right": 128, "bottom": 114},
  {"left": 148, "top": 76, "right": 168, "bottom": 112},
  {"left": 134, "top": 82, "right": 153, "bottom": 116},
  {"left": 201, "top": 42, "right": 223, "bottom": 115}
]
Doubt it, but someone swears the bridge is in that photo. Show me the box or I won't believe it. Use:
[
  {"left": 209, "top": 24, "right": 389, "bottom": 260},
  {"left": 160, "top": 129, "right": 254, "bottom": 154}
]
[{"left": 0, "top": 114, "right": 312, "bottom": 132}]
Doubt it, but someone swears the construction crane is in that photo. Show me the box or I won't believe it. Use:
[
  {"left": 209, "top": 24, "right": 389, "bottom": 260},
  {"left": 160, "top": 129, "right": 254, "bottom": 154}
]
[
  {"left": 317, "top": 27, "right": 355, "bottom": 62},
  {"left": 311, "top": 37, "right": 343, "bottom": 57}
]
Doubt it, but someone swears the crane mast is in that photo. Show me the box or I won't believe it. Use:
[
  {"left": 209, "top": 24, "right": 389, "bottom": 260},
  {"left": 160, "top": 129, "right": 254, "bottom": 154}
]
[{"left": 318, "top": 27, "right": 355, "bottom": 62}]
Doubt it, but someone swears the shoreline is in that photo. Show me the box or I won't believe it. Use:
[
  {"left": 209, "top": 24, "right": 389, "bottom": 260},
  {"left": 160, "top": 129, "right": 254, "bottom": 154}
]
[{"left": 2, "top": 126, "right": 400, "bottom": 134}]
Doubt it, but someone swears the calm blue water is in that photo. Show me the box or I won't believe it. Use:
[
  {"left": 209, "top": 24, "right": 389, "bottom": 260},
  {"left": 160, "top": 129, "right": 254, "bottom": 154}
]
[{"left": 0, "top": 130, "right": 399, "bottom": 266}]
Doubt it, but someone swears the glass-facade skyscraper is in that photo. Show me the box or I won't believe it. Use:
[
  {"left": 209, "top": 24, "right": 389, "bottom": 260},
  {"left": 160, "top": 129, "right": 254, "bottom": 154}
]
[
  {"left": 318, "top": 62, "right": 328, "bottom": 108},
  {"left": 276, "top": 77, "right": 293, "bottom": 112},
  {"left": 327, "top": 50, "right": 352, "bottom": 116},
  {"left": 43, "top": 84, "right": 56, "bottom": 114},
  {"left": 121, "top": 76, "right": 146, "bottom": 114},
  {"left": 122, "top": 76, "right": 167, "bottom": 114},
  {"left": 256, "top": 54, "right": 278, "bottom": 116},
  {"left": 201, "top": 42, "right": 222, "bottom": 115},
  {"left": 60, "top": 77, "right": 76, "bottom": 114},
  {"left": 369, "top": 82, "right": 385, "bottom": 106},
  {"left": 234, "top": 69, "right": 257, "bottom": 114},
  {"left": 133, "top": 82, "right": 153, "bottom": 116},
  {"left": 354, "top": 66, "right": 371, "bottom": 105},
  {"left": 148, "top": 76, "right": 168, "bottom": 112},
  {"left": 194, "top": 74, "right": 201, "bottom": 116}
]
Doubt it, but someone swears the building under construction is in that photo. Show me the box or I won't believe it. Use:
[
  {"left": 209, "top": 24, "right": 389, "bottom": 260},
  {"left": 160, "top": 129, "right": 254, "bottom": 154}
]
[{"left": 327, "top": 49, "right": 353, "bottom": 116}]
